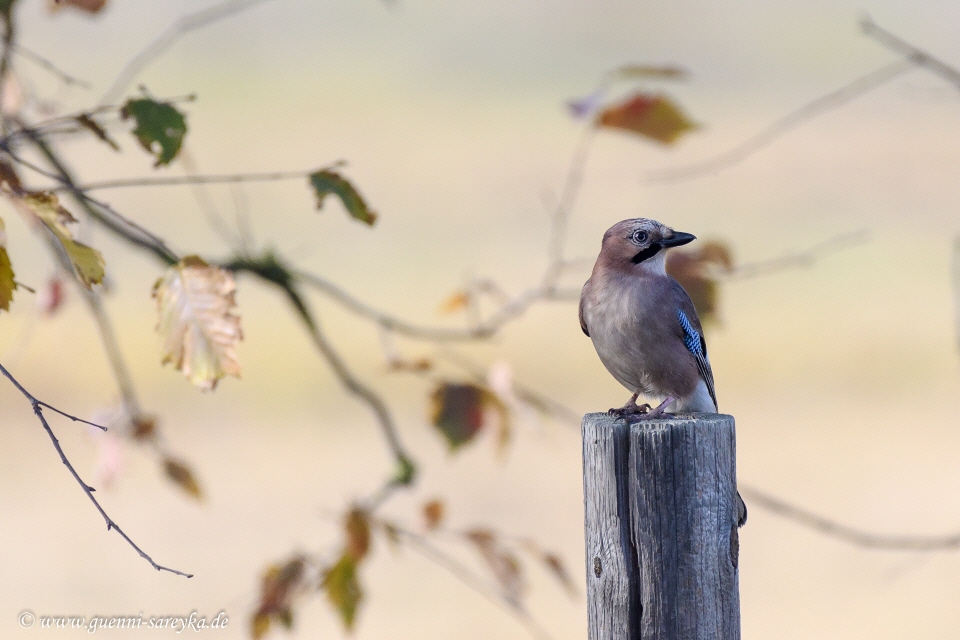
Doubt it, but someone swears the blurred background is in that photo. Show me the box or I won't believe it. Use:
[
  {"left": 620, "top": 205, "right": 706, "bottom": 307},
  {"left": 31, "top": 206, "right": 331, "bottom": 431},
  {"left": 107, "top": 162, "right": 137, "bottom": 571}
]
[{"left": 1, "top": 0, "right": 959, "bottom": 638}]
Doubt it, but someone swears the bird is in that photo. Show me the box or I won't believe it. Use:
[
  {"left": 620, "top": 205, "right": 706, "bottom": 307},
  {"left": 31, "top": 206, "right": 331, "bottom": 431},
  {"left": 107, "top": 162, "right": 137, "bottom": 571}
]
[{"left": 579, "top": 217, "right": 747, "bottom": 526}]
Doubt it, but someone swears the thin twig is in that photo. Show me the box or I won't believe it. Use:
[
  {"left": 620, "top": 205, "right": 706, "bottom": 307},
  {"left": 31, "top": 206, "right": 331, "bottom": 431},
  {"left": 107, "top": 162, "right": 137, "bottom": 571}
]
[
  {"left": 10, "top": 43, "right": 90, "bottom": 88},
  {"left": 385, "top": 522, "right": 554, "bottom": 640},
  {"left": 725, "top": 229, "right": 870, "bottom": 281},
  {"left": 100, "top": 0, "right": 277, "bottom": 105},
  {"left": 952, "top": 235, "right": 960, "bottom": 357},
  {"left": 644, "top": 60, "right": 915, "bottom": 183},
  {"left": 861, "top": 16, "right": 960, "bottom": 90},
  {"left": 0, "top": 363, "right": 192, "bottom": 577},
  {"left": 740, "top": 485, "right": 960, "bottom": 551},
  {"left": 63, "top": 166, "right": 343, "bottom": 193}
]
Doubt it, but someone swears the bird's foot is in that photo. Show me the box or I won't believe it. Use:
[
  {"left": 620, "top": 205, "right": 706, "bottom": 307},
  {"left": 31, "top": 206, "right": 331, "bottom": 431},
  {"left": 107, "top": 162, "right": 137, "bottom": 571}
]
[
  {"left": 628, "top": 396, "right": 675, "bottom": 421},
  {"left": 607, "top": 399, "right": 651, "bottom": 418}
]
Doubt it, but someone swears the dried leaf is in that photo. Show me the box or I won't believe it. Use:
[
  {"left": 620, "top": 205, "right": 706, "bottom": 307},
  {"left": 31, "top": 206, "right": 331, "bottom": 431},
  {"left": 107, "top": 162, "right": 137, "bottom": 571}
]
[
  {"left": 162, "top": 457, "right": 202, "bottom": 500},
  {"left": 388, "top": 357, "right": 432, "bottom": 372},
  {"left": 49, "top": 0, "right": 107, "bottom": 13},
  {"left": 344, "top": 507, "right": 371, "bottom": 561},
  {"left": 121, "top": 97, "right": 187, "bottom": 166},
  {"left": 465, "top": 529, "right": 524, "bottom": 605},
  {"left": 76, "top": 113, "right": 120, "bottom": 151},
  {"left": 541, "top": 552, "right": 577, "bottom": 597},
  {"left": 15, "top": 192, "right": 105, "bottom": 289},
  {"left": 422, "top": 499, "right": 445, "bottom": 532},
  {"left": 597, "top": 93, "right": 698, "bottom": 145},
  {"left": 0, "top": 216, "right": 15, "bottom": 312},
  {"left": 437, "top": 290, "right": 469, "bottom": 315},
  {"left": 666, "top": 241, "right": 733, "bottom": 326},
  {"left": 130, "top": 414, "right": 156, "bottom": 441},
  {"left": 309, "top": 169, "right": 377, "bottom": 226},
  {"left": 152, "top": 256, "right": 242, "bottom": 390},
  {"left": 253, "top": 556, "right": 307, "bottom": 638},
  {"left": 322, "top": 552, "right": 363, "bottom": 632},
  {"left": 430, "top": 383, "right": 502, "bottom": 451},
  {"left": 0, "top": 160, "right": 22, "bottom": 191}
]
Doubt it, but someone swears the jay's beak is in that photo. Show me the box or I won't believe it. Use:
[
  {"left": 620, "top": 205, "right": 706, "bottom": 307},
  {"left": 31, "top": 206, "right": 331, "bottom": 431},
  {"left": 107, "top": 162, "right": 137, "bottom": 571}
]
[{"left": 659, "top": 231, "right": 696, "bottom": 248}]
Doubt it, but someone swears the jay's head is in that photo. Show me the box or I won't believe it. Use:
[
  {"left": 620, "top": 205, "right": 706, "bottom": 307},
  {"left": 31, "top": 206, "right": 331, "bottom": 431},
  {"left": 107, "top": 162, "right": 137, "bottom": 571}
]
[{"left": 599, "top": 218, "right": 696, "bottom": 274}]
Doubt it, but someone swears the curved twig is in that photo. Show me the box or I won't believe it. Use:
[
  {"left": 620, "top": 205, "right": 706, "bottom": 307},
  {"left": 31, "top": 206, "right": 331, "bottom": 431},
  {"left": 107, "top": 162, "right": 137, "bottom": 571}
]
[{"left": 0, "top": 363, "right": 192, "bottom": 577}]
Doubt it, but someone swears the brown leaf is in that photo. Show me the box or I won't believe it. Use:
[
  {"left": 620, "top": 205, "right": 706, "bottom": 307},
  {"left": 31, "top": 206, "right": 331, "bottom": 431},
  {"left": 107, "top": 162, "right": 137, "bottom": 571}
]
[
  {"left": 541, "top": 552, "right": 577, "bottom": 597},
  {"left": 344, "top": 507, "right": 371, "bottom": 561},
  {"left": 465, "top": 528, "right": 524, "bottom": 605},
  {"left": 162, "top": 457, "right": 203, "bottom": 500},
  {"left": 666, "top": 240, "right": 733, "bottom": 326},
  {"left": 49, "top": 0, "right": 107, "bottom": 13},
  {"left": 614, "top": 64, "right": 688, "bottom": 80},
  {"left": 152, "top": 256, "right": 243, "bottom": 390},
  {"left": 253, "top": 556, "right": 307, "bottom": 638},
  {"left": 322, "top": 552, "right": 363, "bottom": 632},
  {"left": 76, "top": 113, "right": 120, "bottom": 151},
  {"left": 387, "top": 357, "right": 433, "bottom": 372},
  {"left": 130, "top": 414, "right": 157, "bottom": 441},
  {"left": 422, "top": 499, "right": 445, "bottom": 532},
  {"left": 597, "top": 93, "right": 698, "bottom": 145},
  {"left": 0, "top": 160, "right": 22, "bottom": 191}
]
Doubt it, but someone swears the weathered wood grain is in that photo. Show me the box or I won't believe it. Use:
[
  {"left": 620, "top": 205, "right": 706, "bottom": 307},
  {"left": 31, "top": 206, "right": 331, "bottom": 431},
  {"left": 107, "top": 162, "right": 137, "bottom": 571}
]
[{"left": 582, "top": 412, "right": 740, "bottom": 640}]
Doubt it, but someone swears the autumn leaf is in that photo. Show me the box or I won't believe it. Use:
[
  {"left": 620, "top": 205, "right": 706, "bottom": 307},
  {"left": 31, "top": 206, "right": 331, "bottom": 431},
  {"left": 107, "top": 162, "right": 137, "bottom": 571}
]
[
  {"left": 0, "top": 216, "right": 15, "bottom": 312},
  {"left": 596, "top": 93, "right": 698, "bottom": 145},
  {"left": 162, "top": 456, "right": 203, "bottom": 500},
  {"left": 322, "top": 552, "right": 363, "bottom": 632},
  {"left": 153, "top": 255, "right": 242, "bottom": 390},
  {"left": 344, "top": 507, "right": 371, "bottom": 561},
  {"left": 465, "top": 529, "right": 524, "bottom": 606},
  {"left": 121, "top": 97, "right": 187, "bottom": 166},
  {"left": 130, "top": 414, "right": 156, "bottom": 441},
  {"left": 36, "top": 277, "right": 66, "bottom": 316},
  {"left": 430, "top": 383, "right": 510, "bottom": 451},
  {"left": 422, "top": 499, "right": 445, "bottom": 532},
  {"left": 0, "top": 159, "right": 21, "bottom": 191},
  {"left": 76, "top": 113, "right": 120, "bottom": 151},
  {"left": 15, "top": 192, "right": 105, "bottom": 289},
  {"left": 666, "top": 240, "right": 733, "bottom": 326},
  {"left": 309, "top": 169, "right": 377, "bottom": 226},
  {"left": 252, "top": 556, "right": 307, "bottom": 640},
  {"left": 49, "top": 0, "right": 108, "bottom": 13}
]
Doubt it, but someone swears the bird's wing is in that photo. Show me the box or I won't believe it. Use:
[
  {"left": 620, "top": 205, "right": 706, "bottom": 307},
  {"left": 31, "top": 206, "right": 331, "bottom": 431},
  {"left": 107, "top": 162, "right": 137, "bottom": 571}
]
[
  {"left": 676, "top": 302, "right": 717, "bottom": 410},
  {"left": 578, "top": 280, "right": 590, "bottom": 337}
]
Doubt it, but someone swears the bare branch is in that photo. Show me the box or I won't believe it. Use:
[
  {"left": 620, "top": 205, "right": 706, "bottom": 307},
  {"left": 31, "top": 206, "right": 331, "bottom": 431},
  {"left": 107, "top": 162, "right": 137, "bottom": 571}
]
[
  {"left": 644, "top": 60, "right": 914, "bottom": 183},
  {"left": 953, "top": 235, "right": 960, "bottom": 357},
  {"left": 10, "top": 43, "right": 90, "bottom": 88},
  {"left": 861, "top": 16, "right": 960, "bottom": 90},
  {"left": 100, "top": 0, "right": 277, "bottom": 105},
  {"left": 740, "top": 485, "right": 960, "bottom": 551},
  {"left": 725, "top": 229, "right": 870, "bottom": 281},
  {"left": 0, "top": 363, "right": 192, "bottom": 577},
  {"left": 62, "top": 165, "right": 343, "bottom": 193},
  {"left": 381, "top": 521, "right": 554, "bottom": 640}
]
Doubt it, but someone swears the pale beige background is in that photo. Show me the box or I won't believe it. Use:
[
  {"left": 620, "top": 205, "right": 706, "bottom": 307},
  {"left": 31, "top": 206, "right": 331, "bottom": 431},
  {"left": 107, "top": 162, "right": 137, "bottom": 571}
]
[{"left": 1, "top": 1, "right": 959, "bottom": 638}]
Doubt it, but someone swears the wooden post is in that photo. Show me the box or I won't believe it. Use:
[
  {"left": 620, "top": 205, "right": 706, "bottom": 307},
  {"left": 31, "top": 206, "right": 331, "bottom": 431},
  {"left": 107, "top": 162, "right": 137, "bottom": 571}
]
[{"left": 582, "top": 412, "right": 741, "bottom": 640}]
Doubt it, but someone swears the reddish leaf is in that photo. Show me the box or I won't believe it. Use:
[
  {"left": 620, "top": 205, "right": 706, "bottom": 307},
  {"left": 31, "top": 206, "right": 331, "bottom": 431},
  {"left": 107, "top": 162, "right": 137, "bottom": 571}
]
[
  {"left": 596, "top": 93, "right": 698, "bottom": 145},
  {"left": 322, "top": 552, "right": 363, "bottom": 632},
  {"left": 422, "top": 499, "right": 445, "bottom": 531},
  {"left": 430, "top": 383, "right": 486, "bottom": 450},
  {"left": 49, "top": 0, "right": 108, "bottom": 13},
  {"left": 614, "top": 64, "right": 688, "bottom": 80},
  {"left": 465, "top": 528, "right": 524, "bottom": 605},
  {"left": 666, "top": 240, "right": 733, "bottom": 326},
  {"left": 344, "top": 507, "right": 371, "bottom": 561},
  {"left": 35, "top": 277, "right": 66, "bottom": 316},
  {"left": 253, "top": 556, "right": 306, "bottom": 639}
]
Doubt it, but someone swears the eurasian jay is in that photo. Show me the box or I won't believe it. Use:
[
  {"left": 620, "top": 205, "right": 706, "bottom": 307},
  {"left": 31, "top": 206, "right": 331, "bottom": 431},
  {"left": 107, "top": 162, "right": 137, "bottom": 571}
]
[{"left": 579, "top": 217, "right": 747, "bottom": 525}]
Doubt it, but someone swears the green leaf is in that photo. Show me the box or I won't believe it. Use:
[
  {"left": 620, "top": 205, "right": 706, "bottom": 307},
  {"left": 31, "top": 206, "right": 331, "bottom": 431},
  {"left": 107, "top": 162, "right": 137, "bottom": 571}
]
[
  {"left": 596, "top": 93, "right": 699, "bottom": 145},
  {"left": 121, "top": 97, "right": 187, "bottom": 166},
  {"left": 17, "top": 192, "right": 105, "bottom": 289},
  {"left": 0, "top": 217, "right": 15, "bottom": 312},
  {"left": 0, "top": 0, "right": 17, "bottom": 19},
  {"left": 322, "top": 552, "right": 363, "bottom": 632},
  {"left": 309, "top": 169, "right": 377, "bottom": 226}
]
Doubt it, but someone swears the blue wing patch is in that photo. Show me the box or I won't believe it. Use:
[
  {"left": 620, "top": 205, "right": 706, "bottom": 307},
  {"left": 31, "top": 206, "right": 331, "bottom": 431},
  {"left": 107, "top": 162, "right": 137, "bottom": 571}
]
[{"left": 677, "top": 309, "right": 703, "bottom": 358}]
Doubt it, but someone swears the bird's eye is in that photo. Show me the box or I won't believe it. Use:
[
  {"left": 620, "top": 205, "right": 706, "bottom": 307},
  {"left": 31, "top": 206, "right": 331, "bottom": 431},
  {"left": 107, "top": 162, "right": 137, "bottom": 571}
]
[{"left": 631, "top": 230, "right": 648, "bottom": 244}]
